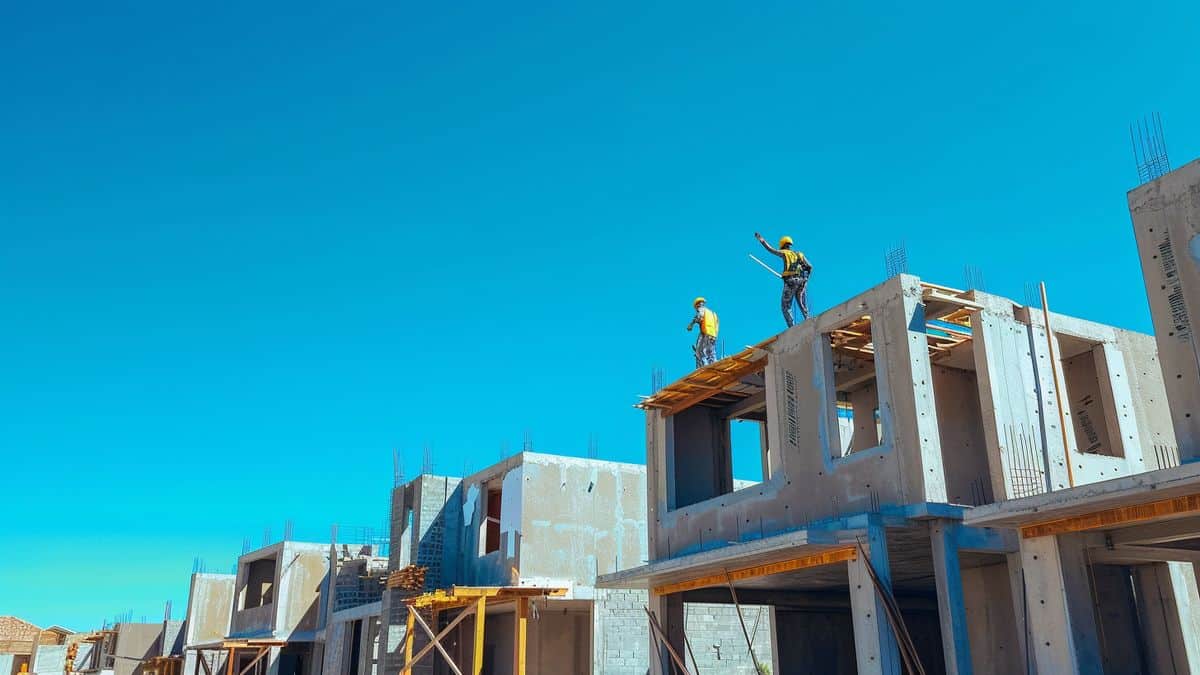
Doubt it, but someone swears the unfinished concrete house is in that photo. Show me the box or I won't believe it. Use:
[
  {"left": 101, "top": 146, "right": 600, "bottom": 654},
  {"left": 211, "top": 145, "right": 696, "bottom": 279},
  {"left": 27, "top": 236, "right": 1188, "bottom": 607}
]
[
  {"left": 319, "top": 545, "right": 388, "bottom": 675},
  {"left": 182, "top": 574, "right": 235, "bottom": 675},
  {"left": 379, "top": 452, "right": 773, "bottom": 675},
  {"left": 944, "top": 155, "right": 1200, "bottom": 674},
  {"left": 598, "top": 271, "right": 1200, "bottom": 674},
  {"left": 188, "top": 542, "right": 330, "bottom": 675}
]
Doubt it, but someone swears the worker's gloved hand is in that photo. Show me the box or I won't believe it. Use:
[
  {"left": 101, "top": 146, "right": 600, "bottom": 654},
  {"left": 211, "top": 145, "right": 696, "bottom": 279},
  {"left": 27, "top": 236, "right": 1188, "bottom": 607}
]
[{"left": 686, "top": 323, "right": 693, "bottom": 331}]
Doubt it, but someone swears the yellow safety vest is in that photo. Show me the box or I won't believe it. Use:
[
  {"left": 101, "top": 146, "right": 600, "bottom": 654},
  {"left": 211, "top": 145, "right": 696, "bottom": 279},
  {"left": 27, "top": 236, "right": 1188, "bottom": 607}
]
[
  {"left": 782, "top": 250, "right": 809, "bottom": 277},
  {"left": 699, "top": 308, "right": 719, "bottom": 337}
]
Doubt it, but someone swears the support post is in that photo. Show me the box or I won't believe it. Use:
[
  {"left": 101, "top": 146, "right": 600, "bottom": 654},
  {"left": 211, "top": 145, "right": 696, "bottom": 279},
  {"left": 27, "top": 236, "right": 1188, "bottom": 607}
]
[
  {"left": 472, "top": 597, "right": 486, "bottom": 675},
  {"left": 1019, "top": 534, "right": 1101, "bottom": 674},
  {"left": 648, "top": 592, "right": 685, "bottom": 675},
  {"left": 848, "top": 522, "right": 901, "bottom": 675},
  {"left": 224, "top": 649, "right": 234, "bottom": 675},
  {"left": 931, "top": 521, "right": 972, "bottom": 675},
  {"left": 403, "top": 607, "right": 415, "bottom": 670},
  {"left": 513, "top": 598, "right": 528, "bottom": 675}
]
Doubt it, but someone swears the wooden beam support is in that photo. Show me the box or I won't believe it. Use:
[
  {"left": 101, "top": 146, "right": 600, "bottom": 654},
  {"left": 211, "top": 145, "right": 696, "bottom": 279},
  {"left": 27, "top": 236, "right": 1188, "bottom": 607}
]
[
  {"left": 652, "top": 546, "right": 857, "bottom": 595},
  {"left": 403, "top": 606, "right": 415, "bottom": 668},
  {"left": 1020, "top": 493, "right": 1200, "bottom": 538},
  {"left": 512, "top": 598, "right": 528, "bottom": 675},
  {"left": 224, "top": 648, "right": 234, "bottom": 675},
  {"left": 237, "top": 648, "right": 269, "bottom": 675},
  {"left": 404, "top": 605, "right": 470, "bottom": 675},
  {"left": 472, "top": 597, "right": 486, "bottom": 675}
]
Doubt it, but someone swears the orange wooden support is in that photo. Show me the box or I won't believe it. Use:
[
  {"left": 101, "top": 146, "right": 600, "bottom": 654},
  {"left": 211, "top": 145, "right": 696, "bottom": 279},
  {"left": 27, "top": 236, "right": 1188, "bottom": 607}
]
[
  {"left": 513, "top": 598, "right": 528, "bottom": 675},
  {"left": 472, "top": 597, "right": 486, "bottom": 675}
]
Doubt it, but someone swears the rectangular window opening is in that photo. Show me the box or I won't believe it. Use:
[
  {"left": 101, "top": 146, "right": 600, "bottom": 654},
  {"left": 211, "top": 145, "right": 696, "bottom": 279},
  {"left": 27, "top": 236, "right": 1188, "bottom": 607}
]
[
  {"left": 667, "top": 368, "right": 768, "bottom": 510},
  {"left": 826, "top": 316, "right": 881, "bottom": 458},
  {"left": 1058, "top": 334, "right": 1124, "bottom": 457},
  {"left": 480, "top": 485, "right": 502, "bottom": 555},
  {"left": 242, "top": 557, "right": 276, "bottom": 609}
]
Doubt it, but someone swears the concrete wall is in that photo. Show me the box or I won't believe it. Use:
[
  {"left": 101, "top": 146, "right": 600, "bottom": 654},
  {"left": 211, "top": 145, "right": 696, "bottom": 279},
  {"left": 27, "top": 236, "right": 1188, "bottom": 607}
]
[
  {"left": 454, "top": 453, "right": 648, "bottom": 593},
  {"left": 644, "top": 274, "right": 1176, "bottom": 565},
  {"left": 646, "top": 275, "right": 950, "bottom": 561},
  {"left": 231, "top": 542, "right": 329, "bottom": 641},
  {"left": 322, "top": 603, "right": 380, "bottom": 675},
  {"left": 112, "top": 624, "right": 162, "bottom": 675},
  {"left": 1128, "top": 157, "right": 1200, "bottom": 462}
]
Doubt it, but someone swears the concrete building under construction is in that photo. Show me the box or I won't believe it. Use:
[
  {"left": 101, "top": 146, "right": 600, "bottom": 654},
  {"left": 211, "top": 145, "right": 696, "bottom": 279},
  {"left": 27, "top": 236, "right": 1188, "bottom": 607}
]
[{"left": 597, "top": 243, "right": 1200, "bottom": 674}]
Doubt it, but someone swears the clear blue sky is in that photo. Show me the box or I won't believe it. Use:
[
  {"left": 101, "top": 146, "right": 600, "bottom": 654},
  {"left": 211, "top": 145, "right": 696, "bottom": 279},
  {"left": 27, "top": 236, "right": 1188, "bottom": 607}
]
[{"left": 2, "top": 1, "right": 1198, "bottom": 630}]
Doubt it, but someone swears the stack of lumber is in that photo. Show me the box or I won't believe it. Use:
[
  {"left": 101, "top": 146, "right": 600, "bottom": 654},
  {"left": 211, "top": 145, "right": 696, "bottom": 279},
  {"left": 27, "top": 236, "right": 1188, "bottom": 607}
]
[{"left": 386, "top": 565, "right": 427, "bottom": 592}]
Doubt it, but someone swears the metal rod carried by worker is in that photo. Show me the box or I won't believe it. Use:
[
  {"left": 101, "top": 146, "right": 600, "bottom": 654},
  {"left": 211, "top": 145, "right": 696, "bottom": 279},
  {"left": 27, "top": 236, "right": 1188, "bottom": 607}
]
[
  {"left": 686, "top": 297, "right": 719, "bottom": 368},
  {"left": 754, "top": 232, "right": 813, "bottom": 327}
]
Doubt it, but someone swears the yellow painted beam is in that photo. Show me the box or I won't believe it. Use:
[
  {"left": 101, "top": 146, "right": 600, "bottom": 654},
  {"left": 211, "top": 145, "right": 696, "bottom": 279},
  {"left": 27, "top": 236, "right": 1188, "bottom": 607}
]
[
  {"left": 472, "top": 597, "right": 486, "bottom": 675},
  {"left": 513, "top": 598, "right": 528, "bottom": 675},
  {"left": 1021, "top": 493, "right": 1200, "bottom": 538},
  {"left": 652, "top": 547, "right": 858, "bottom": 596},
  {"left": 402, "top": 606, "right": 415, "bottom": 674}
]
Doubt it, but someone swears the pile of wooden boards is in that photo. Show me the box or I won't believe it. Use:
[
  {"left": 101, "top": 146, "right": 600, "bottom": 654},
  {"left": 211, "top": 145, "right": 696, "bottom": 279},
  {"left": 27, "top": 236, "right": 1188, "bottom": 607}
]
[{"left": 386, "top": 564, "right": 427, "bottom": 592}]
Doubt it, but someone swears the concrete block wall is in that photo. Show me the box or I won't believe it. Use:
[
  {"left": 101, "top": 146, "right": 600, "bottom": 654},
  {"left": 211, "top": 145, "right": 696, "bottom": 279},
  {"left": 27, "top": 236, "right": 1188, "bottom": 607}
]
[
  {"left": 592, "top": 589, "right": 774, "bottom": 675},
  {"left": 592, "top": 589, "right": 651, "bottom": 675}
]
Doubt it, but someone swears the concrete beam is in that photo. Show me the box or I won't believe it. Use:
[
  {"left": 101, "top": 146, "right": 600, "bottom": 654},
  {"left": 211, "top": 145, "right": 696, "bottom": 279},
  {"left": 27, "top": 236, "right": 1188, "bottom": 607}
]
[
  {"left": 718, "top": 391, "right": 767, "bottom": 419},
  {"left": 1087, "top": 545, "right": 1200, "bottom": 565},
  {"left": 1107, "top": 514, "right": 1200, "bottom": 545},
  {"left": 953, "top": 525, "right": 1017, "bottom": 554}
]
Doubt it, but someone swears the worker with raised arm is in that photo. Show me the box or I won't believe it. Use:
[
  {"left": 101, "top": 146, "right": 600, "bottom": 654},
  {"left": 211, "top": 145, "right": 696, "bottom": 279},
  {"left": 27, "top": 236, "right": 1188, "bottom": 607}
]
[
  {"left": 686, "top": 297, "right": 719, "bottom": 368},
  {"left": 755, "top": 232, "right": 813, "bottom": 327}
]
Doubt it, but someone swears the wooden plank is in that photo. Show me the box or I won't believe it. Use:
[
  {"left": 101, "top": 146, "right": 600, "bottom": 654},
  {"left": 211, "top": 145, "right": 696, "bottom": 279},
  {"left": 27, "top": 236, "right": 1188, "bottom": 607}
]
[
  {"left": 403, "top": 605, "right": 415, "bottom": 667},
  {"left": 1020, "top": 493, "right": 1200, "bottom": 538},
  {"left": 652, "top": 547, "right": 857, "bottom": 595}
]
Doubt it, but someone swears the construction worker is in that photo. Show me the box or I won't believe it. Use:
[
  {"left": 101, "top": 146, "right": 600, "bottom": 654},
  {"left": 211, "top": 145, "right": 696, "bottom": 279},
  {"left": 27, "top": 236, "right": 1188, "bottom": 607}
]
[
  {"left": 686, "top": 297, "right": 719, "bottom": 367},
  {"left": 755, "top": 232, "right": 813, "bottom": 327}
]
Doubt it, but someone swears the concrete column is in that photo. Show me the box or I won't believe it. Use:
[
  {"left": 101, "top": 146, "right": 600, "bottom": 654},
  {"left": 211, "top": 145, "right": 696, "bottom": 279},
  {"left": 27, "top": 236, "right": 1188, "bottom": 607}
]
[
  {"left": 1018, "top": 534, "right": 1101, "bottom": 674},
  {"left": 930, "top": 521, "right": 971, "bottom": 675},
  {"left": 647, "top": 592, "right": 684, "bottom": 675},
  {"left": 848, "top": 522, "right": 901, "bottom": 675},
  {"left": 884, "top": 275, "right": 948, "bottom": 503},
  {"left": 1003, "top": 552, "right": 1030, "bottom": 672},
  {"left": 1166, "top": 562, "right": 1200, "bottom": 673}
]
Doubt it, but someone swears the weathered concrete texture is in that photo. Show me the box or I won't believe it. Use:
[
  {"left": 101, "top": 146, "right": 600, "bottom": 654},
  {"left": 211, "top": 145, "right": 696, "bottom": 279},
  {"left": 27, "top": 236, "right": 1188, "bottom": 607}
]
[
  {"left": 1128, "top": 157, "right": 1200, "bottom": 462},
  {"left": 182, "top": 573, "right": 234, "bottom": 675},
  {"left": 159, "top": 621, "right": 184, "bottom": 657},
  {"left": 112, "top": 624, "right": 162, "bottom": 675},
  {"left": 322, "top": 603, "right": 380, "bottom": 675},
  {"left": 230, "top": 542, "right": 330, "bottom": 641}
]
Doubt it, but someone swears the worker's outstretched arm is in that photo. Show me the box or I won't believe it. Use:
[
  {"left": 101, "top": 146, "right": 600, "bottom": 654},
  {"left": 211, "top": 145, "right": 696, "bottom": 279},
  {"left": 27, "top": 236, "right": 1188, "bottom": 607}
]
[{"left": 754, "top": 232, "right": 783, "bottom": 258}]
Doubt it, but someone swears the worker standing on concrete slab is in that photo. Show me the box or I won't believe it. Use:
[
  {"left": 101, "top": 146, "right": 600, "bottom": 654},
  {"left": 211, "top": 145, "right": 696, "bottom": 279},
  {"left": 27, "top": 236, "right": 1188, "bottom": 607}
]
[
  {"left": 686, "top": 297, "right": 719, "bottom": 367},
  {"left": 755, "top": 232, "right": 813, "bottom": 327}
]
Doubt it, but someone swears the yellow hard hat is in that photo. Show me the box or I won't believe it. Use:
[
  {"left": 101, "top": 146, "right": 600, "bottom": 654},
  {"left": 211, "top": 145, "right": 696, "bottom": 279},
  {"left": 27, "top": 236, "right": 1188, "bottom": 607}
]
[
  {"left": 779, "top": 236, "right": 794, "bottom": 248},
  {"left": 693, "top": 296, "right": 706, "bottom": 307}
]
